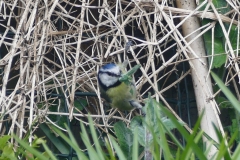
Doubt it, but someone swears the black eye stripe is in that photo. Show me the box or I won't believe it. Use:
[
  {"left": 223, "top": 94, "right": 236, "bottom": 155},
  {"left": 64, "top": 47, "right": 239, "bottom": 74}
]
[
  {"left": 99, "top": 71, "right": 121, "bottom": 77},
  {"left": 107, "top": 72, "right": 120, "bottom": 77}
]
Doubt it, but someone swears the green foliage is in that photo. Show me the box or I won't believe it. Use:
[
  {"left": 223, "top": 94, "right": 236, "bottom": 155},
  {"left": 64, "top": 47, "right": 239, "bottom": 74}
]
[
  {"left": 0, "top": 135, "right": 54, "bottom": 160},
  {"left": 0, "top": 135, "right": 16, "bottom": 160},
  {"left": 203, "top": 31, "right": 226, "bottom": 68},
  {"left": 43, "top": 96, "right": 86, "bottom": 129},
  {"left": 113, "top": 95, "right": 240, "bottom": 159},
  {"left": 40, "top": 96, "right": 88, "bottom": 155},
  {"left": 211, "top": 71, "right": 240, "bottom": 145},
  {"left": 114, "top": 96, "right": 203, "bottom": 159},
  {"left": 0, "top": 135, "right": 11, "bottom": 150},
  {"left": 14, "top": 135, "right": 55, "bottom": 160},
  {"left": 74, "top": 97, "right": 87, "bottom": 111},
  {"left": 130, "top": 116, "right": 146, "bottom": 146},
  {"left": 159, "top": 104, "right": 206, "bottom": 159},
  {"left": 119, "top": 64, "right": 141, "bottom": 85},
  {"left": 39, "top": 123, "right": 70, "bottom": 155},
  {"left": 211, "top": 72, "right": 240, "bottom": 110},
  {"left": 114, "top": 121, "right": 133, "bottom": 159},
  {"left": 200, "top": 0, "right": 236, "bottom": 69},
  {"left": 1, "top": 92, "right": 240, "bottom": 159},
  {"left": 216, "top": 96, "right": 232, "bottom": 109}
]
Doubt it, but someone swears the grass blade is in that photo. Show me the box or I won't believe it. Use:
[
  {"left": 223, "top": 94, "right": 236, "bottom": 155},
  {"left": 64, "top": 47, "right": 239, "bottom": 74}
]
[{"left": 211, "top": 71, "right": 240, "bottom": 111}]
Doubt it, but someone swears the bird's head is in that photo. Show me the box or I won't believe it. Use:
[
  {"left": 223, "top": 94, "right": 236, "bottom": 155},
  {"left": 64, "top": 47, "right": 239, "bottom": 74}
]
[{"left": 98, "top": 63, "right": 122, "bottom": 90}]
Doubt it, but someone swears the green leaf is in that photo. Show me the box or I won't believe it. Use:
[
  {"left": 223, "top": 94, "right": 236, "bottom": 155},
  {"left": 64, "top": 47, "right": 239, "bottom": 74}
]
[
  {"left": 1, "top": 144, "right": 16, "bottom": 160},
  {"left": 114, "top": 121, "right": 133, "bottom": 159},
  {"left": 80, "top": 122, "right": 100, "bottom": 160},
  {"left": 228, "top": 129, "right": 239, "bottom": 152},
  {"left": 13, "top": 135, "right": 48, "bottom": 160},
  {"left": 34, "top": 140, "right": 57, "bottom": 160},
  {"left": 232, "top": 143, "right": 240, "bottom": 160},
  {"left": 0, "top": 135, "right": 11, "bottom": 150},
  {"left": 200, "top": 0, "right": 231, "bottom": 68},
  {"left": 39, "top": 123, "right": 69, "bottom": 154},
  {"left": 161, "top": 107, "right": 207, "bottom": 160},
  {"left": 179, "top": 110, "right": 204, "bottom": 159},
  {"left": 212, "top": 0, "right": 231, "bottom": 14},
  {"left": 159, "top": 119, "right": 184, "bottom": 151},
  {"left": 35, "top": 152, "right": 51, "bottom": 160},
  {"left": 144, "top": 97, "right": 184, "bottom": 133},
  {"left": 109, "top": 136, "right": 127, "bottom": 160},
  {"left": 119, "top": 64, "right": 141, "bottom": 84},
  {"left": 48, "top": 99, "right": 68, "bottom": 128},
  {"left": 105, "top": 138, "right": 116, "bottom": 160},
  {"left": 216, "top": 96, "right": 232, "bottom": 109},
  {"left": 157, "top": 117, "right": 174, "bottom": 160},
  {"left": 144, "top": 96, "right": 160, "bottom": 134},
  {"left": 229, "top": 25, "right": 239, "bottom": 51},
  {"left": 161, "top": 117, "right": 185, "bottom": 132},
  {"left": 228, "top": 119, "right": 240, "bottom": 142},
  {"left": 130, "top": 116, "right": 146, "bottom": 146},
  {"left": 51, "top": 124, "right": 88, "bottom": 160},
  {"left": 132, "top": 129, "right": 139, "bottom": 160},
  {"left": 88, "top": 116, "right": 105, "bottom": 160},
  {"left": 176, "top": 148, "right": 181, "bottom": 160},
  {"left": 211, "top": 71, "right": 240, "bottom": 111},
  {"left": 74, "top": 98, "right": 87, "bottom": 111},
  {"left": 212, "top": 124, "right": 231, "bottom": 160},
  {"left": 202, "top": 25, "right": 226, "bottom": 68}
]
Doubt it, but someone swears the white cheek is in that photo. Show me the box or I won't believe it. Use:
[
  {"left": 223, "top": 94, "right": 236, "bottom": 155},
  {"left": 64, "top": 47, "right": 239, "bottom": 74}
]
[
  {"left": 99, "top": 73, "right": 118, "bottom": 87},
  {"left": 108, "top": 66, "right": 120, "bottom": 75}
]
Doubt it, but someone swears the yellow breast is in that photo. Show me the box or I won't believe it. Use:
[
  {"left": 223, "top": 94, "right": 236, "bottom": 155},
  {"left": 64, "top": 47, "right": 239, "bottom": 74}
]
[{"left": 106, "top": 82, "right": 137, "bottom": 110}]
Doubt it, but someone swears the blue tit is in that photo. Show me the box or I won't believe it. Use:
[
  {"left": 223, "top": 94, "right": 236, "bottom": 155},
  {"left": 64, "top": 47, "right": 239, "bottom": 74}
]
[{"left": 98, "top": 62, "right": 142, "bottom": 111}]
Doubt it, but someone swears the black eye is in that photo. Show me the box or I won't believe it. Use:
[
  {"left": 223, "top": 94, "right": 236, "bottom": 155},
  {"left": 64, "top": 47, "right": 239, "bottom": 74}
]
[
  {"left": 106, "top": 72, "right": 120, "bottom": 77},
  {"left": 106, "top": 72, "right": 111, "bottom": 76},
  {"left": 108, "top": 72, "right": 116, "bottom": 76}
]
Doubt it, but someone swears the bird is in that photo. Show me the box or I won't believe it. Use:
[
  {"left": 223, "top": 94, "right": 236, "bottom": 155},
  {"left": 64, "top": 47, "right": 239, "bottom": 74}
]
[{"left": 98, "top": 61, "right": 142, "bottom": 111}]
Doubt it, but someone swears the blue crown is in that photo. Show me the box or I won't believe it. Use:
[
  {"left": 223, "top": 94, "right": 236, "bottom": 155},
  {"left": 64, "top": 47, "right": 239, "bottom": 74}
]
[{"left": 102, "top": 63, "right": 116, "bottom": 69}]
